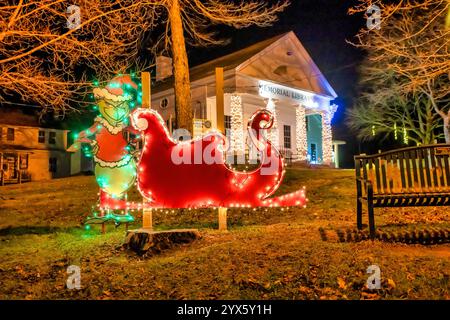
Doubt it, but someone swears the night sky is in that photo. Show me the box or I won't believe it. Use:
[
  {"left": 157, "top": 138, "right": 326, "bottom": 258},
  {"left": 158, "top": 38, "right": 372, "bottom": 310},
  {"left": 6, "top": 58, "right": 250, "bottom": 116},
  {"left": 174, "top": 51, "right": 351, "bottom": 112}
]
[
  {"left": 3, "top": 0, "right": 367, "bottom": 168},
  {"left": 188, "top": 0, "right": 366, "bottom": 167}
]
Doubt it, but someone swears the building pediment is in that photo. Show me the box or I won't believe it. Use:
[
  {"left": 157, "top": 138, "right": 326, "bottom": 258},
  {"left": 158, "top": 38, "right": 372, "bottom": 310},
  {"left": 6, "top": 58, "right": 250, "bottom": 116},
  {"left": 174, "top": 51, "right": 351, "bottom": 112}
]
[{"left": 236, "top": 31, "right": 337, "bottom": 99}]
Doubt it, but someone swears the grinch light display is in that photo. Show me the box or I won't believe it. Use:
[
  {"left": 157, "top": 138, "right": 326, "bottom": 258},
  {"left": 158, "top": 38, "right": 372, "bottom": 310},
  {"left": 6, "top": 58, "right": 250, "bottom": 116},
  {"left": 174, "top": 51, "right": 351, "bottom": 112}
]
[
  {"left": 70, "top": 75, "right": 140, "bottom": 225},
  {"left": 72, "top": 75, "right": 307, "bottom": 228}
]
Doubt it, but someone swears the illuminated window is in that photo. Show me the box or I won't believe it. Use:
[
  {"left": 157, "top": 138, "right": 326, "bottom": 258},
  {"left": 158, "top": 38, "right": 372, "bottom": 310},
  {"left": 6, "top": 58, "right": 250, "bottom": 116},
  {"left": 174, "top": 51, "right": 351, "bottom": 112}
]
[
  {"left": 38, "top": 130, "right": 46, "bottom": 143},
  {"left": 283, "top": 125, "right": 291, "bottom": 149},
  {"left": 225, "top": 115, "right": 231, "bottom": 130}
]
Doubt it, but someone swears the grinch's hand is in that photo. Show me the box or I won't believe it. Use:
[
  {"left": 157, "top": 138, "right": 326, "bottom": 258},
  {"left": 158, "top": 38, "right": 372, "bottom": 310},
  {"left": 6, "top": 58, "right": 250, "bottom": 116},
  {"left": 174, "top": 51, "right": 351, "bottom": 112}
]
[
  {"left": 76, "top": 137, "right": 92, "bottom": 144},
  {"left": 91, "top": 140, "right": 99, "bottom": 155},
  {"left": 78, "top": 130, "right": 89, "bottom": 139},
  {"left": 131, "top": 149, "right": 141, "bottom": 159}
]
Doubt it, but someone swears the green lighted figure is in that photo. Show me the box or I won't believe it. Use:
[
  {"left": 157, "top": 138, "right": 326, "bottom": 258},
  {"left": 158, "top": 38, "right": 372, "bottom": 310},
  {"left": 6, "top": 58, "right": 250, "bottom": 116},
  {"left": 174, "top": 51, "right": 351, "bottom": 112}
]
[{"left": 69, "top": 75, "right": 140, "bottom": 226}]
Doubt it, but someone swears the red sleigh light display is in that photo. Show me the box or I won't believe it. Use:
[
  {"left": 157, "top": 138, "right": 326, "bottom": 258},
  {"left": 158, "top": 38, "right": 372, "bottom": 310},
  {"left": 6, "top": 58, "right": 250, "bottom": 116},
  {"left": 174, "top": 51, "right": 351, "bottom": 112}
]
[
  {"left": 75, "top": 75, "right": 307, "bottom": 228},
  {"left": 100, "top": 107, "right": 307, "bottom": 210}
]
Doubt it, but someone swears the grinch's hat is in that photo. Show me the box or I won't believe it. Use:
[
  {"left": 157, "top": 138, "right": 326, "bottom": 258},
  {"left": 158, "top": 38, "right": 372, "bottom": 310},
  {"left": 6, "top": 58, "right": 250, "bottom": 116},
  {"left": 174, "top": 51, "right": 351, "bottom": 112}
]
[{"left": 93, "top": 75, "right": 138, "bottom": 102}]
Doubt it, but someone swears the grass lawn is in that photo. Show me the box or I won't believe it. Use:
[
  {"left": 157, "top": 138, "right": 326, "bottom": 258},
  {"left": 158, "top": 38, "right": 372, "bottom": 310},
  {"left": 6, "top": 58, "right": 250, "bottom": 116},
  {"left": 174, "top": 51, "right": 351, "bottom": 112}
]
[{"left": 0, "top": 168, "right": 448, "bottom": 300}]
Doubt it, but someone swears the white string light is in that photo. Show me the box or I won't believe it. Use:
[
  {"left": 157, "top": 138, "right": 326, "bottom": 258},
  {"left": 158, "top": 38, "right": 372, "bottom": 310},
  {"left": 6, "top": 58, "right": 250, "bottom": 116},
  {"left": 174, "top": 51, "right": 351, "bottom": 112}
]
[
  {"left": 295, "top": 105, "right": 307, "bottom": 161},
  {"left": 230, "top": 94, "right": 245, "bottom": 154},
  {"left": 321, "top": 104, "right": 337, "bottom": 165}
]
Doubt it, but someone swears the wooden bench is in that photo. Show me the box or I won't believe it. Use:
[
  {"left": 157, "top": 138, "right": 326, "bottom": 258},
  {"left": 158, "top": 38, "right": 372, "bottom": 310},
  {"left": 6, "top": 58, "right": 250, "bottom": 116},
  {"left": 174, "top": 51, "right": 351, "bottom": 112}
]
[{"left": 355, "top": 144, "right": 450, "bottom": 238}]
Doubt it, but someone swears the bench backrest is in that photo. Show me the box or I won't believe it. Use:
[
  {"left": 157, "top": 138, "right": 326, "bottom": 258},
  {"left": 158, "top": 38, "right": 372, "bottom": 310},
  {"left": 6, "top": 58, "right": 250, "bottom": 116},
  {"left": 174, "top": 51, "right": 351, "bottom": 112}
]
[{"left": 355, "top": 144, "right": 450, "bottom": 195}]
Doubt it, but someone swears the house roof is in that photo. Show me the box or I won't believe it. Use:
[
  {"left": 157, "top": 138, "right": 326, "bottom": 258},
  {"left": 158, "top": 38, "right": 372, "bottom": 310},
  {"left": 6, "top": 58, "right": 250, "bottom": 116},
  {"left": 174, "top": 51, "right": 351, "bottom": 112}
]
[
  {"left": 153, "top": 31, "right": 337, "bottom": 99},
  {"left": 153, "top": 33, "right": 288, "bottom": 93},
  {"left": 0, "top": 108, "right": 68, "bottom": 130},
  {"left": 0, "top": 143, "right": 66, "bottom": 153},
  {"left": 0, "top": 144, "right": 35, "bottom": 152}
]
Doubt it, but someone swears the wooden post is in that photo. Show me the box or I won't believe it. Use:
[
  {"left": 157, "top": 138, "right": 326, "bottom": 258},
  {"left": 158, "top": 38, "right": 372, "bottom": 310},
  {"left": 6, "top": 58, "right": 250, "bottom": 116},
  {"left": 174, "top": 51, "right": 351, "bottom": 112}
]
[
  {"left": 0, "top": 152, "right": 3, "bottom": 186},
  {"left": 143, "top": 205, "right": 153, "bottom": 230},
  {"left": 215, "top": 68, "right": 227, "bottom": 230},
  {"left": 141, "top": 71, "right": 151, "bottom": 108},
  {"left": 218, "top": 207, "right": 227, "bottom": 231},
  {"left": 215, "top": 67, "right": 225, "bottom": 133},
  {"left": 15, "top": 155, "right": 20, "bottom": 183},
  {"left": 141, "top": 71, "right": 153, "bottom": 230}
]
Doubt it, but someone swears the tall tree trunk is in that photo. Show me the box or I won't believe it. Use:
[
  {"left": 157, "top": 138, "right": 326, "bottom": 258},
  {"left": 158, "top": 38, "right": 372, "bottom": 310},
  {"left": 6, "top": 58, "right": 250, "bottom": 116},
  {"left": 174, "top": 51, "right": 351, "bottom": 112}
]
[
  {"left": 444, "top": 116, "right": 450, "bottom": 143},
  {"left": 168, "top": 0, "right": 193, "bottom": 131}
]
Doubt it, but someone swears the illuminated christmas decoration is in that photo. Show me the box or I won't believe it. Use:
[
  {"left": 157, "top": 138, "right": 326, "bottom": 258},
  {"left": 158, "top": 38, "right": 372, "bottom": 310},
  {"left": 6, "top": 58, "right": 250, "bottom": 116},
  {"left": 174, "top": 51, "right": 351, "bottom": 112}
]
[
  {"left": 93, "top": 107, "right": 307, "bottom": 210},
  {"left": 394, "top": 122, "right": 398, "bottom": 140},
  {"left": 70, "top": 76, "right": 308, "bottom": 230},
  {"left": 295, "top": 105, "right": 307, "bottom": 161},
  {"left": 229, "top": 94, "right": 245, "bottom": 154},
  {"left": 371, "top": 125, "right": 376, "bottom": 137},
  {"left": 321, "top": 104, "right": 337, "bottom": 165},
  {"left": 69, "top": 75, "right": 140, "bottom": 225},
  {"left": 124, "top": 108, "right": 306, "bottom": 209},
  {"left": 265, "top": 99, "right": 279, "bottom": 148}
]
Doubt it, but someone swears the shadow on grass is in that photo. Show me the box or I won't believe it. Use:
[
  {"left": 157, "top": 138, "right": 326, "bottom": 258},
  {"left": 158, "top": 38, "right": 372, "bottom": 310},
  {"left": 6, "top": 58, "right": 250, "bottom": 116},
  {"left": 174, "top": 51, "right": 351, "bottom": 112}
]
[
  {"left": 155, "top": 222, "right": 218, "bottom": 231},
  {"left": 320, "top": 226, "right": 450, "bottom": 245},
  {"left": 0, "top": 225, "right": 70, "bottom": 236}
]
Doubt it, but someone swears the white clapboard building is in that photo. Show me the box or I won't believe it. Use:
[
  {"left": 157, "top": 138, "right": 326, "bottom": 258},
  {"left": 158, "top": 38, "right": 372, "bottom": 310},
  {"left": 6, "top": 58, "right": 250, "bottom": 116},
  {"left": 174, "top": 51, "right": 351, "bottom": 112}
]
[{"left": 152, "top": 31, "right": 343, "bottom": 166}]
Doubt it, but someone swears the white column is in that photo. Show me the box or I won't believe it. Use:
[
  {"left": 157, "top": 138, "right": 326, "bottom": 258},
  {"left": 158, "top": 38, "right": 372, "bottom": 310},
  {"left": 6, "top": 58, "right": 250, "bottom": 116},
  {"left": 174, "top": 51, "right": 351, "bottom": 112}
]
[
  {"left": 265, "top": 98, "right": 279, "bottom": 149},
  {"left": 295, "top": 105, "right": 307, "bottom": 161},
  {"left": 230, "top": 94, "right": 245, "bottom": 154},
  {"left": 321, "top": 103, "right": 338, "bottom": 166},
  {"left": 321, "top": 111, "right": 332, "bottom": 165}
]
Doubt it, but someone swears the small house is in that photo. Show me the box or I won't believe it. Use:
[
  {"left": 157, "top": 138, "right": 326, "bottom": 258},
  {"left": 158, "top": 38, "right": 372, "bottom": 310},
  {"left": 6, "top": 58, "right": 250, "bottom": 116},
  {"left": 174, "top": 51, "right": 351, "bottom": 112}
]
[{"left": 0, "top": 109, "right": 72, "bottom": 184}]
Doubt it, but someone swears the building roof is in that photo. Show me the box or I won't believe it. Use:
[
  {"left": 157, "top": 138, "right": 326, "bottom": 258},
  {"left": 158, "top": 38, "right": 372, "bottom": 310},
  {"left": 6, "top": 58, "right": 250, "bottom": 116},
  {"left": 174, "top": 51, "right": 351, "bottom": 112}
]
[
  {"left": 153, "top": 31, "right": 337, "bottom": 99},
  {"left": 0, "top": 108, "right": 68, "bottom": 130},
  {"left": 0, "top": 143, "right": 66, "bottom": 153},
  {"left": 153, "top": 33, "right": 288, "bottom": 93},
  {"left": 0, "top": 144, "right": 35, "bottom": 152}
]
